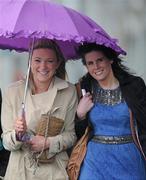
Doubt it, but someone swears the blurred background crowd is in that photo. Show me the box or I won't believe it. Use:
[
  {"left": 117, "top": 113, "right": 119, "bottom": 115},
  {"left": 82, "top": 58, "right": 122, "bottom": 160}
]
[{"left": 0, "top": 0, "right": 145, "bottom": 93}]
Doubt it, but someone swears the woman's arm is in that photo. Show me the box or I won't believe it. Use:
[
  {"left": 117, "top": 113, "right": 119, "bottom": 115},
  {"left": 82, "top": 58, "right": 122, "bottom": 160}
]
[
  {"left": 48, "top": 86, "right": 78, "bottom": 154},
  {"left": 1, "top": 88, "right": 22, "bottom": 151}
]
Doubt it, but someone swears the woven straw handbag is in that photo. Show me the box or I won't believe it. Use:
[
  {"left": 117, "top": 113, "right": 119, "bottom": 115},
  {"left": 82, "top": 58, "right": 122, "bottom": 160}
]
[{"left": 35, "top": 113, "right": 64, "bottom": 163}]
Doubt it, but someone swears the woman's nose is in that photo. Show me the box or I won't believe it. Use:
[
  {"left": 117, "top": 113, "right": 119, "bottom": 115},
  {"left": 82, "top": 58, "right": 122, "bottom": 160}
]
[
  {"left": 40, "top": 61, "right": 47, "bottom": 68},
  {"left": 93, "top": 61, "right": 99, "bottom": 68}
]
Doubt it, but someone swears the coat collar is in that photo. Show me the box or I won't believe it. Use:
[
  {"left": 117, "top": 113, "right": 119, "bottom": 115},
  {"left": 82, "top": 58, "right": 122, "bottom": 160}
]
[{"left": 53, "top": 76, "right": 69, "bottom": 90}]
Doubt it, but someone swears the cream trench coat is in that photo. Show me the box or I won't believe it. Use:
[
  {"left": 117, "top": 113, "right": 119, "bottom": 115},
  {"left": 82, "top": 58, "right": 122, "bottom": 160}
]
[{"left": 1, "top": 77, "right": 78, "bottom": 180}]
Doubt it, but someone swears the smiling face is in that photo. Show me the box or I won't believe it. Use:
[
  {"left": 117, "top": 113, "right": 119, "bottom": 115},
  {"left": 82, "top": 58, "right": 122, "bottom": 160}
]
[
  {"left": 85, "top": 50, "right": 114, "bottom": 84},
  {"left": 31, "top": 48, "right": 60, "bottom": 86}
]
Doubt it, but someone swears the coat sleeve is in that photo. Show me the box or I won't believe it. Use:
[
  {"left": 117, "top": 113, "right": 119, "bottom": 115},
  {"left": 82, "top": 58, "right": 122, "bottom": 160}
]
[
  {"left": 134, "top": 77, "right": 146, "bottom": 124},
  {"left": 136, "top": 77, "right": 146, "bottom": 154},
  {"left": 48, "top": 86, "right": 78, "bottom": 155},
  {"left": 1, "top": 88, "right": 22, "bottom": 151}
]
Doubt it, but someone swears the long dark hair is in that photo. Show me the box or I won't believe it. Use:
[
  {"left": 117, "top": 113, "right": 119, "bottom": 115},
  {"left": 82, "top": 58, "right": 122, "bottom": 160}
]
[
  {"left": 78, "top": 43, "right": 133, "bottom": 81},
  {"left": 30, "top": 39, "right": 66, "bottom": 80}
]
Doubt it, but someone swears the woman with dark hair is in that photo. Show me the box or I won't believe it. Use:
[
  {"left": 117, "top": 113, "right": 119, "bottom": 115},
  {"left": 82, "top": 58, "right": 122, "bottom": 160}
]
[
  {"left": 1, "top": 39, "right": 78, "bottom": 180},
  {"left": 76, "top": 43, "right": 146, "bottom": 179}
]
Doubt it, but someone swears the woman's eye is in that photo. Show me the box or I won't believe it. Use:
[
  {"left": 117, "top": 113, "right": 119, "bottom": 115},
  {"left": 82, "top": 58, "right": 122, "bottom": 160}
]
[
  {"left": 34, "top": 59, "right": 41, "bottom": 63},
  {"left": 33, "top": 58, "right": 57, "bottom": 64},
  {"left": 98, "top": 58, "right": 104, "bottom": 62},
  {"left": 47, "top": 60, "right": 53, "bottom": 64},
  {"left": 87, "top": 61, "right": 93, "bottom": 66}
]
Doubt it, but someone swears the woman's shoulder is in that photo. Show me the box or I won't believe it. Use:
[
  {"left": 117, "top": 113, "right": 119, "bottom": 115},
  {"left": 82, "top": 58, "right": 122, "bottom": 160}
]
[
  {"left": 120, "top": 74, "right": 145, "bottom": 86},
  {"left": 127, "top": 75, "right": 145, "bottom": 86},
  {"left": 7, "top": 80, "right": 25, "bottom": 89},
  {"left": 55, "top": 77, "right": 77, "bottom": 100},
  {"left": 120, "top": 75, "right": 146, "bottom": 97},
  {"left": 4, "top": 80, "right": 25, "bottom": 96},
  {"left": 55, "top": 77, "right": 76, "bottom": 90}
]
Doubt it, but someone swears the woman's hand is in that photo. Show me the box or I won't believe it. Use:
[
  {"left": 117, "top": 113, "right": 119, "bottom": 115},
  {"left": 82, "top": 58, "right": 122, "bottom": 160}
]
[
  {"left": 14, "top": 116, "right": 27, "bottom": 138},
  {"left": 27, "top": 135, "right": 50, "bottom": 152},
  {"left": 77, "top": 92, "right": 94, "bottom": 120}
]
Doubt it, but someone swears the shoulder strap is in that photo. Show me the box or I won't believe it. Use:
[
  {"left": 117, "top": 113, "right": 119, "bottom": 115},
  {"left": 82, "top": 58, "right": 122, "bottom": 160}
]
[
  {"left": 129, "top": 110, "right": 146, "bottom": 160},
  {"left": 75, "top": 82, "right": 82, "bottom": 100}
]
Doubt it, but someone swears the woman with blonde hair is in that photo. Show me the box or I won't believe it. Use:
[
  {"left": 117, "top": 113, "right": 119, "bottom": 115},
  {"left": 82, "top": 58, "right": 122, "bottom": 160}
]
[{"left": 1, "top": 39, "right": 78, "bottom": 180}]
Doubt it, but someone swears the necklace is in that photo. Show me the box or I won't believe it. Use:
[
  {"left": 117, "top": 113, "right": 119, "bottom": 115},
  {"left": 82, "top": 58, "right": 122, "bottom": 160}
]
[{"left": 92, "top": 82, "right": 124, "bottom": 106}]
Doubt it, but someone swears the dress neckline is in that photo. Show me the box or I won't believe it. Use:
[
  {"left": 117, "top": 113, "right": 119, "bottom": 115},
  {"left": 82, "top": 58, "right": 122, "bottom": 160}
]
[{"left": 92, "top": 82, "right": 124, "bottom": 106}]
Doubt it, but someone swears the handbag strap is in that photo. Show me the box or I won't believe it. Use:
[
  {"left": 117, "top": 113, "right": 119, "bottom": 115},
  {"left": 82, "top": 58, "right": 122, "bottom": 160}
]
[
  {"left": 75, "top": 82, "right": 82, "bottom": 99},
  {"left": 129, "top": 110, "right": 146, "bottom": 160}
]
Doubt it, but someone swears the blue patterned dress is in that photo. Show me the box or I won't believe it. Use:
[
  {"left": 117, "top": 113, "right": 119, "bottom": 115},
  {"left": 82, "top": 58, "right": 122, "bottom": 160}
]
[{"left": 79, "top": 102, "right": 146, "bottom": 180}]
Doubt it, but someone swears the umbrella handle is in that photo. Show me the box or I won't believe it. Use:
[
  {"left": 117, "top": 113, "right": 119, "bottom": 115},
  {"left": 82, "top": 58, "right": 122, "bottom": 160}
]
[
  {"left": 21, "top": 102, "right": 25, "bottom": 117},
  {"left": 19, "top": 103, "right": 34, "bottom": 142},
  {"left": 16, "top": 103, "right": 26, "bottom": 141},
  {"left": 17, "top": 105, "right": 32, "bottom": 142}
]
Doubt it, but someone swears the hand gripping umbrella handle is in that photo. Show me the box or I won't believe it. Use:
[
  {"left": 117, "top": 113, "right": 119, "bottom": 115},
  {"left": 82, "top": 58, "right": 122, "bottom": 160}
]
[
  {"left": 17, "top": 103, "right": 32, "bottom": 142},
  {"left": 17, "top": 103, "right": 25, "bottom": 141}
]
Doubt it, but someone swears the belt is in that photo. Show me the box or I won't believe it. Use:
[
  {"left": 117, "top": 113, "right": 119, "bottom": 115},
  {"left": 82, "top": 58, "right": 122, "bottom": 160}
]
[{"left": 92, "top": 135, "right": 133, "bottom": 144}]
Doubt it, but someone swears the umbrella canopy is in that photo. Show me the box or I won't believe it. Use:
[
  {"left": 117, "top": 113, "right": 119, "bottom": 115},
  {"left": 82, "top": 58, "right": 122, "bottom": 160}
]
[{"left": 0, "top": 0, "right": 126, "bottom": 60}]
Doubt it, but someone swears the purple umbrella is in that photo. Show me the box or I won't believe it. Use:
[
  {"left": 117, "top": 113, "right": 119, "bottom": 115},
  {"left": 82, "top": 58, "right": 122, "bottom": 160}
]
[
  {"left": 0, "top": 0, "right": 126, "bottom": 141},
  {"left": 0, "top": 0, "right": 126, "bottom": 101},
  {"left": 0, "top": 0, "right": 126, "bottom": 60}
]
